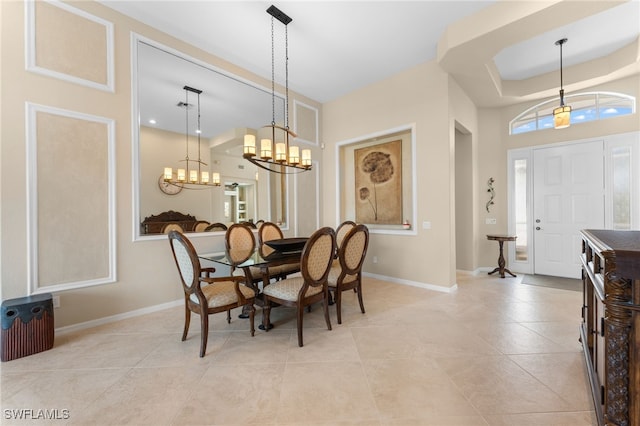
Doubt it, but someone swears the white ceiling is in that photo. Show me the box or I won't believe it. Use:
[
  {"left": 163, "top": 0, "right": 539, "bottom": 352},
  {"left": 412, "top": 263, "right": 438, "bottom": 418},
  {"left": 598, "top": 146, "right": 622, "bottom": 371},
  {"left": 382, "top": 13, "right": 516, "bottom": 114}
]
[
  {"left": 101, "top": 0, "right": 639, "bottom": 105},
  {"left": 100, "top": 0, "right": 639, "bottom": 142}
]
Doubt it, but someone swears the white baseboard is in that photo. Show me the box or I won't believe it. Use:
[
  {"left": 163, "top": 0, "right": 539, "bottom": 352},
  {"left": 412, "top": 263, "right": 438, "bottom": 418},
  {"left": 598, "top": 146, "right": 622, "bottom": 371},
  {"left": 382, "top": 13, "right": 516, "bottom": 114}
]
[
  {"left": 55, "top": 298, "right": 182, "bottom": 335},
  {"left": 363, "top": 272, "right": 457, "bottom": 293}
]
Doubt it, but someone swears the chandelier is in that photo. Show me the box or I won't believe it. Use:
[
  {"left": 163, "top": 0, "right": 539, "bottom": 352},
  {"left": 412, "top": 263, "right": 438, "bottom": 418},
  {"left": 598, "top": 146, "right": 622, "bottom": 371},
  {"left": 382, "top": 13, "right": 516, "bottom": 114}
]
[
  {"left": 243, "top": 5, "right": 311, "bottom": 174},
  {"left": 163, "top": 85, "right": 221, "bottom": 188},
  {"left": 553, "top": 38, "right": 571, "bottom": 129}
]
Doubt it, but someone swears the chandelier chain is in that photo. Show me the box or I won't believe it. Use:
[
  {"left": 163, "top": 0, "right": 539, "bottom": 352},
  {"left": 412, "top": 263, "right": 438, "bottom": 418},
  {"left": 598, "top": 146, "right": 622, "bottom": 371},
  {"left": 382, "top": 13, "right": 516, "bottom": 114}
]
[
  {"left": 285, "top": 24, "right": 289, "bottom": 130},
  {"left": 185, "top": 89, "right": 190, "bottom": 162},
  {"left": 271, "top": 15, "right": 275, "bottom": 126},
  {"left": 196, "top": 90, "right": 201, "bottom": 174}
]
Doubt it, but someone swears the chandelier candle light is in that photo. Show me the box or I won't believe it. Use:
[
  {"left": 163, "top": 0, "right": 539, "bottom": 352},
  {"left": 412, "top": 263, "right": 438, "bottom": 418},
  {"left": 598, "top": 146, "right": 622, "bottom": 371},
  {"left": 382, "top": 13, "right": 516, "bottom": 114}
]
[
  {"left": 163, "top": 85, "right": 221, "bottom": 188},
  {"left": 242, "top": 5, "right": 312, "bottom": 173},
  {"left": 553, "top": 38, "right": 571, "bottom": 129}
]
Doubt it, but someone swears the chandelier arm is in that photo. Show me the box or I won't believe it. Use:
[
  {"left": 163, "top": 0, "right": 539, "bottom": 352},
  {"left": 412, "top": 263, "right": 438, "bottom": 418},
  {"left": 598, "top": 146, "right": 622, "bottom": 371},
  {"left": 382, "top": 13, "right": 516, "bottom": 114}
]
[{"left": 244, "top": 156, "right": 311, "bottom": 174}]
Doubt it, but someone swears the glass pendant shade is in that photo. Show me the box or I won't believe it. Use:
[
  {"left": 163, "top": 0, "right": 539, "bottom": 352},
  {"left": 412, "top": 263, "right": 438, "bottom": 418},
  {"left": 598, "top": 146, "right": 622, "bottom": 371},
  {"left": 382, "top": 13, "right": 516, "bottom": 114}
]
[
  {"left": 553, "top": 105, "right": 571, "bottom": 129},
  {"left": 553, "top": 38, "right": 570, "bottom": 130}
]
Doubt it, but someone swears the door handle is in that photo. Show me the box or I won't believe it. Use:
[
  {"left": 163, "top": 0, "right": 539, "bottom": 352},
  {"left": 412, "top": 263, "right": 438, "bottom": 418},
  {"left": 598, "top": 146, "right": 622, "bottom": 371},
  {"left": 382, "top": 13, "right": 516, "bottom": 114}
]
[{"left": 536, "top": 227, "right": 541, "bottom": 230}]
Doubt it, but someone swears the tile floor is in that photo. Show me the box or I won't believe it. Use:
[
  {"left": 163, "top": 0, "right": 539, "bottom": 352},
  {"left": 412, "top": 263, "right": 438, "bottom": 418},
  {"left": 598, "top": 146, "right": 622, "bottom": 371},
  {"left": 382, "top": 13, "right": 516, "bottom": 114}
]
[{"left": 1, "top": 273, "right": 597, "bottom": 425}]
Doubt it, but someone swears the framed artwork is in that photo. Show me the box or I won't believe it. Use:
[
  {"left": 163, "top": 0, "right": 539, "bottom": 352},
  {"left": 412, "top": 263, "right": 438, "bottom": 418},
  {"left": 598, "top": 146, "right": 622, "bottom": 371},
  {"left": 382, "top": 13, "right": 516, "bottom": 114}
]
[{"left": 355, "top": 140, "right": 402, "bottom": 224}]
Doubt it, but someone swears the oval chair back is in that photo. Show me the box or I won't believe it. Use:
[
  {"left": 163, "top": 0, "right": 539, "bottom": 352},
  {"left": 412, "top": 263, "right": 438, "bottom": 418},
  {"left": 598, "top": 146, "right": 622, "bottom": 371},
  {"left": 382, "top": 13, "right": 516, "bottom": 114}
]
[
  {"left": 258, "top": 221, "right": 284, "bottom": 245},
  {"left": 329, "top": 224, "right": 369, "bottom": 324}
]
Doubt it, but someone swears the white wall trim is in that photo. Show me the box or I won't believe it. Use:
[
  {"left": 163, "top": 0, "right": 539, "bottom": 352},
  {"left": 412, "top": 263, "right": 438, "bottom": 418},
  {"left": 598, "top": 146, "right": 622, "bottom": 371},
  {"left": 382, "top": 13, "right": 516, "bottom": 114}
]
[
  {"left": 26, "top": 102, "right": 117, "bottom": 295},
  {"left": 363, "top": 272, "right": 457, "bottom": 293},
  {"left": 334, "top": 123, "right": 417, "bottom": 234},
  {"left": 25, "top": 0, "right": 115, "bottom": 92},
  {"left": 292, "top": 99, "right": 319, "bottom": 146},
  {"left": 54, "top": 299, "right": 183, "bottom": 336}
]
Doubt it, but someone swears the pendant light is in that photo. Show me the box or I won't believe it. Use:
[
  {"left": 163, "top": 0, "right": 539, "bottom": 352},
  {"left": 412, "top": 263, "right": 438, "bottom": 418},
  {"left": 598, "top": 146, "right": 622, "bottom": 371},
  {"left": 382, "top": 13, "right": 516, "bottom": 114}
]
[
  {"left": 163, "top": 85, "right": 221, "bottom": 189},
  {"left": 242, "top": 5, "right": 311, "bottom": 174},
  {"left": 553, "top": 38, "right": 571, "bottom": 129}
]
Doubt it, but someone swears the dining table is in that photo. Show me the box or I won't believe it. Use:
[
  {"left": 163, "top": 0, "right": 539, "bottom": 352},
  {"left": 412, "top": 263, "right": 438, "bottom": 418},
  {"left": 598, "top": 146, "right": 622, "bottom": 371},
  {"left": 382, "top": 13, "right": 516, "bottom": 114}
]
[{"left": 199, "top": 237, "right": 307, "bottom": 329}]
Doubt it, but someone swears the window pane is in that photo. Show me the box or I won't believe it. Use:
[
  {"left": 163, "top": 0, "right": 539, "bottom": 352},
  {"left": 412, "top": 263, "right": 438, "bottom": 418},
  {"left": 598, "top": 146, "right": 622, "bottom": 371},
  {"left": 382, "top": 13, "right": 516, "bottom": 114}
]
[
  {"left": 514, "top": 159, "right": 528, "bottom": 261},
  {"left": 510, "top": 92, "right": 635, "bottom": 134},
  {"left": 612, "top": 146, "right": 631, "bottom": 230}
]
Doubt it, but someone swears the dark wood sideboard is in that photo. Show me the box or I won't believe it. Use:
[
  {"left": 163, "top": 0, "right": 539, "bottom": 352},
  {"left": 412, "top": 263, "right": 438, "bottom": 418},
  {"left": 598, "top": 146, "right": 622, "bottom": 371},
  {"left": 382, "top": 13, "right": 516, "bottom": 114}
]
[
  {"left": 580, "top": 229, "right": 640, "bottom": 426},
  {"left": 141, "top": 210, "right": 198, "bottom": 234}
]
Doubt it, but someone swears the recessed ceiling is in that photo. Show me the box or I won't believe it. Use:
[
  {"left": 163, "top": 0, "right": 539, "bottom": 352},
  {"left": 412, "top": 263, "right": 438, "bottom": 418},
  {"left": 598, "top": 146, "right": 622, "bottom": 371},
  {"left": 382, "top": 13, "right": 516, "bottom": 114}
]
[
  {"left": 101, "top": 0, "right": 640, "bottom": 108},
  {"left": 494, "top": 1, "right": 640, "bottom": 81}
]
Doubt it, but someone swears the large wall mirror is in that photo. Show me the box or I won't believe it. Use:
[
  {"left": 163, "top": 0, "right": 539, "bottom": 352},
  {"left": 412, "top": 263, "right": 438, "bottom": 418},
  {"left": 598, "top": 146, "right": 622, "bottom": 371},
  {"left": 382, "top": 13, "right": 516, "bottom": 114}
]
[{"left": 132, "top": 36, "right": 289, "bottom": 239}]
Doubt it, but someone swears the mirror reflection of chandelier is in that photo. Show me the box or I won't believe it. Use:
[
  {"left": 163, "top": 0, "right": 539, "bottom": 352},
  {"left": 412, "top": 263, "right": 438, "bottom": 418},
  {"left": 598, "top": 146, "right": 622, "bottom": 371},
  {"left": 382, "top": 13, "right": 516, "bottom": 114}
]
[
  {"left": 243, "top": 5, "right": 311, "bottom": 174},
  {"left": 163, "top": 85, "right": 221, "bottom": 188}
]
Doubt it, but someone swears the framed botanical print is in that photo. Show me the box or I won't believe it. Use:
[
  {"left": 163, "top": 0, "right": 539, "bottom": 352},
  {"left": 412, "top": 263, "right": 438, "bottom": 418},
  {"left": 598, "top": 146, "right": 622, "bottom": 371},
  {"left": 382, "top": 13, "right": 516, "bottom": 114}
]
[{"left": 354, "top": 139, "right": 402, "bottom": 224}]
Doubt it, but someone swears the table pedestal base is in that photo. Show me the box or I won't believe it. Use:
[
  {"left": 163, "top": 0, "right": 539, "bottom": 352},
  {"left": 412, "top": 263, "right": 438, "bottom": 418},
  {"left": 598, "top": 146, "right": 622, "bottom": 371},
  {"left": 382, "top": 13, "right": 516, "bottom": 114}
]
[{"left": 486, "top": 235, "right": 517, "bottom": 279}]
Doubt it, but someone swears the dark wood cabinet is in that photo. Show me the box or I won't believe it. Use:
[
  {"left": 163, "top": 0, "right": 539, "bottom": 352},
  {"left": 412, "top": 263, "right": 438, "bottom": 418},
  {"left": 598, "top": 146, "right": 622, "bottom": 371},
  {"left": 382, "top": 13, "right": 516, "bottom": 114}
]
[{"left": 580, "top": 229, "right": 640, "bottom": 426}]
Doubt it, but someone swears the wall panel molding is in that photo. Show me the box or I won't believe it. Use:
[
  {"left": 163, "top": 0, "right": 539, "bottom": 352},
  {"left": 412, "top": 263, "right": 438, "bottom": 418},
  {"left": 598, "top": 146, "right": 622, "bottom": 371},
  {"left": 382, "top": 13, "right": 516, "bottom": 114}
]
[
  {"left": 25, "top": 0, "right": 115, "bottom": 92},
  {"left": 26, "top": 103, "right": 116, "bottom": 294}
]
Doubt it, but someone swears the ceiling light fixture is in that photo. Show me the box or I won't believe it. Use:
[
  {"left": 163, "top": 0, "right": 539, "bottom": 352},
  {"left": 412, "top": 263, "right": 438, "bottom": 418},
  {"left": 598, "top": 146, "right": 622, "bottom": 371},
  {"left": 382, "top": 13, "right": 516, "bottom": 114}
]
[
  {"left": 163, "top": 85, "right": 220, "bottom": 188},
  {"left": 243, "top": 5, "right": 311, "bottom": 174},
  {"left": 553, "top": 38, "right": 571, "bottom": 129}
]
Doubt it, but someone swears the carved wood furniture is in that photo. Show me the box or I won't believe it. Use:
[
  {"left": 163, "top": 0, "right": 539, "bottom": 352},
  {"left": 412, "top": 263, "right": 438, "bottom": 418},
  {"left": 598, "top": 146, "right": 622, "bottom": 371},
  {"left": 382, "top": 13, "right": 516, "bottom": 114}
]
[
  {"left": 580, "top": 229, "right": 640, "bottom": 426},
  {"left": 141, "top": 210, "right": 198, "bottom": 234},
  {"left": 486, "top": 234, "right": 517, "bottom": 278}
]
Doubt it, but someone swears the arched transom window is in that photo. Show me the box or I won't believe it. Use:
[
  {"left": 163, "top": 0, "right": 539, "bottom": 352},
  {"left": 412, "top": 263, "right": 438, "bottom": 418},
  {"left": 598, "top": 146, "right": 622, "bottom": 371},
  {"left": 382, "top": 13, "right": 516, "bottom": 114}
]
[{"left": 510, "top": 92, "right": 636, "bottom": 135}]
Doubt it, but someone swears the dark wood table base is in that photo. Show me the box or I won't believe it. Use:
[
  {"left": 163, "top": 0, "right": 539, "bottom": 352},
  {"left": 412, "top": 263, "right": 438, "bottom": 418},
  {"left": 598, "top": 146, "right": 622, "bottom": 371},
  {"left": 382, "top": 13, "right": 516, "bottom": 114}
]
[{"left": 486, "top": 235, "right": 517, "bottom": 278}]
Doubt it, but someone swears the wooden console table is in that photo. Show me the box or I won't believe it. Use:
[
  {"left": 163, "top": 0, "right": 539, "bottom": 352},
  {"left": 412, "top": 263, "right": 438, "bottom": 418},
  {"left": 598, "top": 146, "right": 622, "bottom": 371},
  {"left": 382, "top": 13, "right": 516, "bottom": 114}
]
[
  {"left": 580, "top": 229, "right": 640, "bottom": 426},
  {"left": 486, "top": 234, "right": 517, "bottom": 278}
]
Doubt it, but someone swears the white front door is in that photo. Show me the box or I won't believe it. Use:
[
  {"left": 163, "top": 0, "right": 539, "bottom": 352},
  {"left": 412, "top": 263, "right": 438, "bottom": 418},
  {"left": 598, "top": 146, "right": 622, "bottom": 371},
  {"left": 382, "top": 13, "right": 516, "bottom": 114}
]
[{"left": 533, "top": 141, "right": 604, "bottom": 278}]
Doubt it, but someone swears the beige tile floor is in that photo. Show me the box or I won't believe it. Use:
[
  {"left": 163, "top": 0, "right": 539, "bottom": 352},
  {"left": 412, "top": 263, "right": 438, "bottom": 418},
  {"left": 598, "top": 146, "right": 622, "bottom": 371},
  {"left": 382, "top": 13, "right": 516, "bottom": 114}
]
[{"left": 1, "top": 273, "right": 597, "bottom": 425}]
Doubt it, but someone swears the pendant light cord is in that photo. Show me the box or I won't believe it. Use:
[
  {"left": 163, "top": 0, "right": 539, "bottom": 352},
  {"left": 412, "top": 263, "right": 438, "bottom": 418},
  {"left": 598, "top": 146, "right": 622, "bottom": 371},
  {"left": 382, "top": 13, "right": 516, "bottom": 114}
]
[
  {"left": 285, "top": 24, "right": 289, "bottom": 131},
  {"left": 271, "top": 15, "right": 275, "bottom": 126},
  {"left": 185, "top": 88, "right": 190, "bottom": 162}
]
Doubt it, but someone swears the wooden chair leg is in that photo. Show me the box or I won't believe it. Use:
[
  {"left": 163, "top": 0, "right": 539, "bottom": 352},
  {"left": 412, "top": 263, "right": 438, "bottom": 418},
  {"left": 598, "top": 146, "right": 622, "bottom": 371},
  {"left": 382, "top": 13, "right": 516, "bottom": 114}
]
[
  {"left": 296, "top": 304, "right": 304, "bottom": 347},
  {"left": 357, "top": 282, "right": 365, "bottom": 314},
  {"left": 248, "top": 303, "right": 255, "bottom": 337},
  {"left": 199, "top": 311, "right": 209, "bottom": 358},
  {"left": 323, "top": 297, "right": 332, "bottom": 331},
  {"left": 335, "top": 289, "right": 343, "bottom": 325},
  {"left": 263, "top": 300, "right": 272, "bottom": 332},
  {"left": 226, "top": 309, "right": 231, "bottom": 324},
  {"left": 182, "top": 303, "right": 191, "bottom": 341}
]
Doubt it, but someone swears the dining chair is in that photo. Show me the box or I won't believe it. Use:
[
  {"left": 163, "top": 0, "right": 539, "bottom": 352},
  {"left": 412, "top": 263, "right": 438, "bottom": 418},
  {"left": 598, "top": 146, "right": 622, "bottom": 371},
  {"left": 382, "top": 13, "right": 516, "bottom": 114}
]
[
  {"left": 258, "top": 221, "right": 301, "bottom": 279},
  {"left": 193, "top": 220, "right": 210, "bottom": 232},
  {"left": 162, "top": 223, "right": 184, "bottom": 234},
  {"left": 335, "top": 220, "right": 357, "bottom": 251},
  {"left": 225, "top": 223, "right": 269, "bottom": 288},
  {"left": 327, "top": 224, "right": 369, "bottom": 324},
  {"left": 168, "top": 230, "right": 255, "bottom": 357},
  {"left": 262, "top": 227, "right": 336, "bottom": 347},
  {"left": 205, "top": 222, "right": 228, "bottom": 232}
]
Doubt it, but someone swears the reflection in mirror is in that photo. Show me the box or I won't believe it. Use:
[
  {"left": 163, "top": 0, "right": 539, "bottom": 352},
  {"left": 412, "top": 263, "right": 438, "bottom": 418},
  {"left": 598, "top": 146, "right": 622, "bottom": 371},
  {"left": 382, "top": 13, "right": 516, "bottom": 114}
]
[{"left": 134, "top": 37, "right": 288, "bottom": 237}]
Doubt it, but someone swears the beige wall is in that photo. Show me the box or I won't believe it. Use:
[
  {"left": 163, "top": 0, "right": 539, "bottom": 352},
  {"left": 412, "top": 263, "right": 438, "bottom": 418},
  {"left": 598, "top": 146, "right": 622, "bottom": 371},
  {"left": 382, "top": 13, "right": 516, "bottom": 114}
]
[
  {"left": 0, "top": 1, "right": 321, "bottom": 327},
  {"left": 323, "top": 62, "right": 460, "bottom": 289}
]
